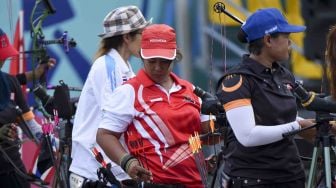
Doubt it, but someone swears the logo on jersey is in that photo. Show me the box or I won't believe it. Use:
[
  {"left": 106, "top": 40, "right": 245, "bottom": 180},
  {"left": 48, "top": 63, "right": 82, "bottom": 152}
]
[
  {"left": 183, "top": 95, "right": 196, "bottom": 104},
  {"left": 122, "top": 75, "right": 128, "bottom": 83}
]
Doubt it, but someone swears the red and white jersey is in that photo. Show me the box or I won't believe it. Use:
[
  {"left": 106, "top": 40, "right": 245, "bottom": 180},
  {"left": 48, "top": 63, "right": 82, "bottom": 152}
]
[{"left": 100, "top": 69, "right": 204, "bottom": 187}]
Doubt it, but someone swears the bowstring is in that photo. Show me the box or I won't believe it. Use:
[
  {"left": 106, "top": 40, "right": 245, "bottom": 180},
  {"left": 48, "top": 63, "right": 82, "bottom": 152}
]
[
  {"left": 207, "top": 2, "right": 228, "bottom": 162},
  {"left": 220, "top": 9, "right": 227, "bottom": 74},
  {"left": 6, "top": 0, "right": 14, "bottom": 39}
]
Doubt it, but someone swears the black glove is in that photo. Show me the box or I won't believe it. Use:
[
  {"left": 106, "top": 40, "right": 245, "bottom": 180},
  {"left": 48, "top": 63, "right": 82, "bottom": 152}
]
[
  {"left": 0, "top": 123, "right": 17, "bottom": 143},
  {"left": 201, "top": 95, "right": 223, "bottom": 115},
  {"left": 194, "top": 86, "right": 224, "bottom": 115}
]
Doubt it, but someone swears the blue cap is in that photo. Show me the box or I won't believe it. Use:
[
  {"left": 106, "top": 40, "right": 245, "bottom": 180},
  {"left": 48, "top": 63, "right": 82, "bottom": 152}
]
[{"left": 241, "top": 8, "right": 306, "bottom": 42}]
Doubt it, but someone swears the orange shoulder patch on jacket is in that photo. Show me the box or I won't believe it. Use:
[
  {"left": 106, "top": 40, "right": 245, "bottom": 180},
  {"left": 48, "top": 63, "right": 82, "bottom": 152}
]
[{"left": 222, "top": 74, "right": 242, "bottom": 92}]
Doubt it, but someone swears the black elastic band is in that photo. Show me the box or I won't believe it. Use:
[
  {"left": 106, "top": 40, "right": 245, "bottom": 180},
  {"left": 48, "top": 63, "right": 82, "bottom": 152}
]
[{"left": 120, "top": 154, "right": 135, "bottom": 171}]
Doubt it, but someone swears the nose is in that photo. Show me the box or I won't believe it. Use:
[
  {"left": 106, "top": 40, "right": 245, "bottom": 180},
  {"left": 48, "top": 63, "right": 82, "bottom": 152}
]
[{"left": 153, "top": 61, "right": 163, "bottom": 71}]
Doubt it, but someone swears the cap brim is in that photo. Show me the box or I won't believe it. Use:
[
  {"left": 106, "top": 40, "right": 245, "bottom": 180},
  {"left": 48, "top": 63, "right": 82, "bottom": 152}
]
[
  {"left": 281, "top": 25, "right": 306, "bottom": 33},
  {"left": 98, "top": 18, "right": 153, "bottom": 39},
  {"left": 0, "top": 45, "right": 19, "bottom": 61},
  {"left": 141, "top": 49, "right": 176, "bottom": 60}
]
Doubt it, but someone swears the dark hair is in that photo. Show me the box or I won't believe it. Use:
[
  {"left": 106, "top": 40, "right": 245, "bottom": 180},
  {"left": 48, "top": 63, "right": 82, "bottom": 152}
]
[
  {"left": 237, "top": 29, "right": 282, "bottom": 55},
  {"left": 175, "top": 49, "right": 183, "bottom": 62},
  {"left": 237, "top": 29, "right": 248, "bottom": 43},
  {"left": 326, "top": 25, "right": 336, "bottom": 99},
  {"left": 94, "top": 30, "right": 139, "bottom": 60}
]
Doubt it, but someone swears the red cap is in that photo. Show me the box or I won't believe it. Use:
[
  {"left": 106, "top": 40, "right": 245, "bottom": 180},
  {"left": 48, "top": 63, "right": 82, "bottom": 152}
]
[
  {"left": 141, "top": 24, "right": 176, "bottom": 60},
  {"left": 0, "top": 29, "right": 18, "bottom": 61}
]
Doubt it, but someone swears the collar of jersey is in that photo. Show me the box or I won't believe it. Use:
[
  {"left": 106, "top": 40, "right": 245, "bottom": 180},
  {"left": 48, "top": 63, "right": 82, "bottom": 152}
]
[
  {"left": 242, "top": 54, "right": 282, "bottom": 75},
  {"left": 137, "top": 69, "right": 186, "bottom": 88}
]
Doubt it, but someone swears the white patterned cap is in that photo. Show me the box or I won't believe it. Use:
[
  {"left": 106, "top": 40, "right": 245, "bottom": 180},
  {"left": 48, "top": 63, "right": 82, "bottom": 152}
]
[{"left": 98, "top": 5, "right": 152, "bottom": 39}]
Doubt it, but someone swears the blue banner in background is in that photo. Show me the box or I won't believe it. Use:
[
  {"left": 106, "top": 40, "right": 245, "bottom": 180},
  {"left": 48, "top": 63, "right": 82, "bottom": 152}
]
[
  {"left": 23, "top": 0, "right": 91, "bottom": 88},
  {"left": 1, "top": 0, "right": 180, "bottom": 97}
]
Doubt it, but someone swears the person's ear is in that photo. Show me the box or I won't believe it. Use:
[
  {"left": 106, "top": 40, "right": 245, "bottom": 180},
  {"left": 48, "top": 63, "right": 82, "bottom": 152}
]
[
  {"left": 263, "top": 34, "right": 272, "bottom": 47},
  {"left": 123, "top": 34, "right": 132, "bottom": 44}
]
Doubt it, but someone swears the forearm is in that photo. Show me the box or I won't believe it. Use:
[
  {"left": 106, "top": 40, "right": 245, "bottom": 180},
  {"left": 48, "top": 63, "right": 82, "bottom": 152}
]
[
  {"left": 96, "top": 128, "right": 128, "bottom": 165},
  {"left": 23, "top": 58, "right": 56, "bottom": 83},
  {"left": 96, "top": 128, "right": 153, "bottom": 181},
  {"left": 227, "top": 105, "right": 300, "bottom": 147},
  {"left": 25, "top": 70, "right": 43, "bottom": 83}
]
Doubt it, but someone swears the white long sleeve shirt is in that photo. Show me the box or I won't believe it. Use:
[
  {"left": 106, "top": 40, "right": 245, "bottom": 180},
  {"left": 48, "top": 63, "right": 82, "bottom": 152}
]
[{"left": 69, "top": 49, "right": 134, "bottom": 181}]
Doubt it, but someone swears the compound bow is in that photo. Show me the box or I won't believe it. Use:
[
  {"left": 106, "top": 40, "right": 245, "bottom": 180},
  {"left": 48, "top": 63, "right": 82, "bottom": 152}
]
[{"left": 29, "top": 0, "right": 76, "bottom": 117}]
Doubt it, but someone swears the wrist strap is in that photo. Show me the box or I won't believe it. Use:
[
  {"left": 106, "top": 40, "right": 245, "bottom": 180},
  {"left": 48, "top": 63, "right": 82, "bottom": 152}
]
[
  {"left": 125, "top": 158, "right": 138, "bottom": 173},
  {"left": 120, "top": 154, "right": 135, "bottom": 171}
]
